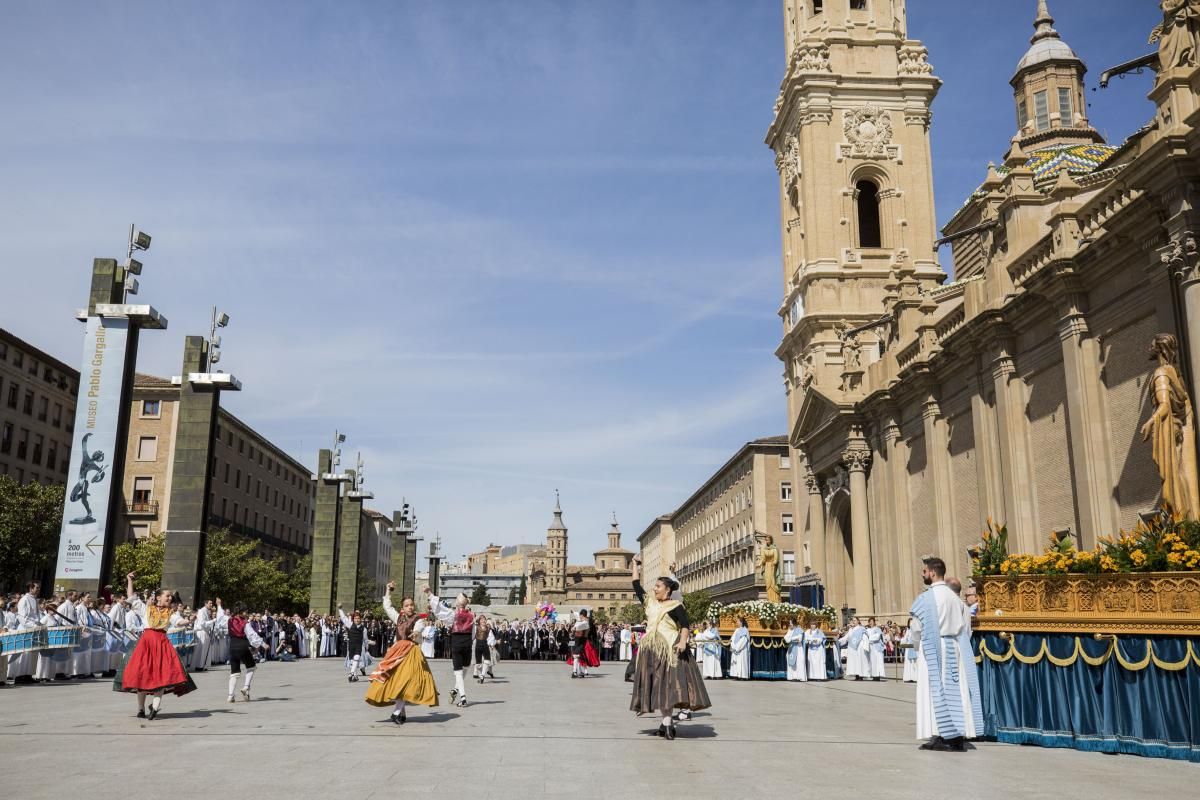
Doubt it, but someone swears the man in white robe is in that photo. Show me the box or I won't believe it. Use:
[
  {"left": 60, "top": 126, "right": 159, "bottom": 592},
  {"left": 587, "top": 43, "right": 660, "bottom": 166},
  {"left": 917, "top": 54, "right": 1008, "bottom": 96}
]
[
  {"left": 9, "top": 584, "right": 42, "bottom": 682},
  {"left": 421, "top": 618, "right": 437, "bottom": 658},
  {"left": 619, "top": 625, "right": 633, "bottom": 661},
  {"left": 911, "top": 558, "right": 983, "bottom": 752},
  {"left": 729, "top": 620, "right": 751, "bottom": 679},
  {"left": 192, "top": 600, "right": 215, "bottom": 671},
  {"left": 803, "top": 622, "right": 827, "bottom": 681},
  {"left": 838, "top": 618, "right": 866, "bottom": 680},
  {"left": 783, "top": 621, "right": 807, "bottom": 682},
  {"left": 107, "top": 597, "right": 128, "bottom": 674},
  {"left": 864, "top": 617, "right": 886, "bottom": 680},
  {"left": 694, "top": 622, "right": 722, "bottom": 679}
]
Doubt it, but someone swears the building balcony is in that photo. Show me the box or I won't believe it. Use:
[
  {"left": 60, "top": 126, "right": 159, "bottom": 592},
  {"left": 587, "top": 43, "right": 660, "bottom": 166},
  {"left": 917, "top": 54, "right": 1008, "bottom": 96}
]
[{"left": 125, "top": 501, "right": 159, "bottom": 517}]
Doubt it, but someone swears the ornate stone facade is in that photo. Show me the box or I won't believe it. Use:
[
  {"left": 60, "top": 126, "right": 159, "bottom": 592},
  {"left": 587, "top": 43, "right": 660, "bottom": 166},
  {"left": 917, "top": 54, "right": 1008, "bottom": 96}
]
[{"left": 770, "top": 0, "right": 1200, "bottom": 619}]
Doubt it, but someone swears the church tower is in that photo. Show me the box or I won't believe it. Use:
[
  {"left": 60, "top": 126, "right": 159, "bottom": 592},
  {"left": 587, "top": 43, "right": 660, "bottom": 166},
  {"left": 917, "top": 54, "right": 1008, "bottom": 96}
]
[
  {"left": 770, "top": 0, "right": 943, "bottom": 613},
  {"left": 1009, "top": 0, "right": 1101, "bottom": 152},
  {"left": 545, "top": 492, "right": 568, "bottom": 597}
]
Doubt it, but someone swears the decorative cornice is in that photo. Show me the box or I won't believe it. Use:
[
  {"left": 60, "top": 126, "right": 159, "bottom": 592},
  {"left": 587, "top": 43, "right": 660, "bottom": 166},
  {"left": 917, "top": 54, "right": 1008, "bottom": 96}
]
[
  {"left": 841, "top": 444, "right": 872, "bottom": 473},
  {"left": 1163, "top": 231, "right": 1200, "bottom": 283}
]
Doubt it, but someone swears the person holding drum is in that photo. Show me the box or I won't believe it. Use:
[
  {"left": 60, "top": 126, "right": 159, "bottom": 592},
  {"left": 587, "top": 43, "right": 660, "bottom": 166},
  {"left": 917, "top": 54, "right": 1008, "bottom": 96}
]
[{"left": 114, "top": 572, "right": 197, "bottom": 719}]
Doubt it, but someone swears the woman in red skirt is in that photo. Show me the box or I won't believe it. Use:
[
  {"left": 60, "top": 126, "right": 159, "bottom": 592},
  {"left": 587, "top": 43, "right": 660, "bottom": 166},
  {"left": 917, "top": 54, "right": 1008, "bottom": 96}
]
[{"left": 114, "top": 571, "right": 196, "bottom": 719}]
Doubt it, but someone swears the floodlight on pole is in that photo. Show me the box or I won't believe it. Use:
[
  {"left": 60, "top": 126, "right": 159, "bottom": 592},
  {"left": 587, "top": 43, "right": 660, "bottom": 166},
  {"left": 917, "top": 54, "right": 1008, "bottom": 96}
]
[
  {"left": 123, "top": 224, "right": 152, "bottom": 302},
  {"left": 208, "top": 306, "right": 231, "bottom": 370}
]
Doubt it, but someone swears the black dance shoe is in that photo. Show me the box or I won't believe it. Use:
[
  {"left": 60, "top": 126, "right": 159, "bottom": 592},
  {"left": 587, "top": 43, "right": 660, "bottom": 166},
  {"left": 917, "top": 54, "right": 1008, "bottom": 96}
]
[
  {"left": 919, "top": 736, "right": 953, "bottom": 751},
  {"left": 136, "top": 710, "right": 146, "bottom": 719},
  {"left": 146, "top": 707, "right": 159, "bottom": 721},
  {"left": 656, "top": 724, "right": 667, "bottom": 737},
  {"left": 665, "top": 724, "right": 677, "bottom": 741}
]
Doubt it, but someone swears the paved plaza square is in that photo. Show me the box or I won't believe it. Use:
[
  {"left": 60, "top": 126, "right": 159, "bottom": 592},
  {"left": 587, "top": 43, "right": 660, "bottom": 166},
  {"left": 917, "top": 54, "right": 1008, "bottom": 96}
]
[{"left": 2, "top": 659, "right": 1189, "bottom": 799}]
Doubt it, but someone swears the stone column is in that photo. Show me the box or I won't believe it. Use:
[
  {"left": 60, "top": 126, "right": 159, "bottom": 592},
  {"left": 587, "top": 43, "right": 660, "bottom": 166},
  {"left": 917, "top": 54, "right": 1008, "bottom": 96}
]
[
  {"left": 389, "top": 510, "right": 408, "bottom": 594},
  {"left": 335, "top": 473, "right": 366, "bottom": 611},
  {"left": 307, "top": 450, "right": 342, "bottom": 616},
  {"left": 1053, "top": 286, "right": 1117, "bottom": 546},
  {"left": 986, "top": 322, "right": 1038, "bottom": 552},
  {"left": 162, "top": 337, "right": 218, "bottom": 608},
  {"left": 843, "top": 443, "right": 874, "bottom": 615},
  {"left": 920, "top": 390, "right": 956, "bottom": 563},
  {"left": 403, "top": 536, "right": 419, "bottom": 601},
  {"left": 803, "top": 464, "right": 827, "bottom": 583},
  {"left": 883, "top": 412, "right": 917, "bottom": 602},
  {"left": 1165, "top": 233, "right": 1200, "bottom": 403}
]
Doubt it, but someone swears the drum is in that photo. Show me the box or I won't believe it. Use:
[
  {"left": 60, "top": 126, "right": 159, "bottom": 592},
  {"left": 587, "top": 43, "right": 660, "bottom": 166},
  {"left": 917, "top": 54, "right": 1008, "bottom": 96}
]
[
  {"left": 169, "top": 630, "right": 196, "bottom": 655},
  {"left": 44, "top": 626, "right": 83, "bottom": 650},
  {"left": 0, "top": 628, "right": 49, "bottom": 655}
]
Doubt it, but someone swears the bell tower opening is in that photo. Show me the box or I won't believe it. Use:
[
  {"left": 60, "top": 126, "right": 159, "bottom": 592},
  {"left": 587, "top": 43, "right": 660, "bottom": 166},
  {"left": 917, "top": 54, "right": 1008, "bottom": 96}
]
[{"left": 855, "top": 180, "right": 882, "bottom": 248}]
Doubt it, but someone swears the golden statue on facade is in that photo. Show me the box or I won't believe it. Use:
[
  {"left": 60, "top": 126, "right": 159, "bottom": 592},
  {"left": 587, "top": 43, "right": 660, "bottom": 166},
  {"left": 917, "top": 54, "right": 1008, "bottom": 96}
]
[
  {"left": 1140, "top": 333, "right": 1200, "bottom": 517},
  {"left": 756, "top": 534, "right": 783, "bottom": 603}
]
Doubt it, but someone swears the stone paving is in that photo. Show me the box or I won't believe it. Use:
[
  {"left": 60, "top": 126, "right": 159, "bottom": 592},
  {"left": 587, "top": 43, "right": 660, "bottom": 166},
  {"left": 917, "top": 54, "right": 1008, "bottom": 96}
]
[{"left": 2, "top": 659, "right": 1190, "bottom": 798}]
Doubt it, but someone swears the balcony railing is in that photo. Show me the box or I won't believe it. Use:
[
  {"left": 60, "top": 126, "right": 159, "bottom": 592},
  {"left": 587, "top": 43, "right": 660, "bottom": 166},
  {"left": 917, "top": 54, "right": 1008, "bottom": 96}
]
[{"left": 125, "top": 501, "right": 159, "bottom": 517}]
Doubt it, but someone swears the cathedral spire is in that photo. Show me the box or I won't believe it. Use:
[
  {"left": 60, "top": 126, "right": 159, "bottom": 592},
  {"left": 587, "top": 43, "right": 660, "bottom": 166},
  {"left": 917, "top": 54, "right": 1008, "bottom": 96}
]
[
  {"left": 549, "top": 491, "right": 566, "bottom": 531},
  {"left": 1031, "top": 0, "right": 1058, "bottom": 44}
]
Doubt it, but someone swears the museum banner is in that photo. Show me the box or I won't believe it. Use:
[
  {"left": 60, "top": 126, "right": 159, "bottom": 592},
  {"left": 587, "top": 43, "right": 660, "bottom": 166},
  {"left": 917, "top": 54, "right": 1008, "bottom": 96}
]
[{"left": 54, "top": 315, "right": 131, "bottom": 584}]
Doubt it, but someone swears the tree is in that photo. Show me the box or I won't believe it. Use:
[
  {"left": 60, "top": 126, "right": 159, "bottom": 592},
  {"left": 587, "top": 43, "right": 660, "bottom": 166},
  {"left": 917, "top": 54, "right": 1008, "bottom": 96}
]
[
  {"left": 593, "top": 607, "right": 611, "bottom": 625},
  {"left": 682, "top": 589, "right": 713, "bottom": 626},
  {"left": 518, "top": 574, "right": 527, "bottom": 604},
  {"left": 111, "top": 532, "right": 166, "bottom": 595},
  {"left": 619, "top": 602, "right": 645, "bottom": 624},
  {"left": 469, "top": 582, "right": 491, "bottom": 606},
  {"left": 201, "top": 528, "right": 295, "bottom": 612},
  {"left": 286, "top": 554, "right": 312, "bottom": 611},
  {"left": 356, "top": 568, "right": 383, "bottom": 618},
  {"left": 507, "top": 584, "right": 520, "bottom": 605},
  {"left": 0, "top": 476, "right": 63, "bottom": 591}
]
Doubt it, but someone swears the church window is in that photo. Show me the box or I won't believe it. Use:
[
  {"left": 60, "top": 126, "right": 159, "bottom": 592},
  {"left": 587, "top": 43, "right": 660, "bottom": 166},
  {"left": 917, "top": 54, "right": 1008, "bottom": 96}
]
[
  {"left": 1057, "top": 87, "right": 1072, "bottom": 124},
  {"left": 811, "top": 0, "right": 823, "bottom": 13},
  {"left": 1016, "top": 98, "right": 1028, "bottom": 130},
  {"left": 855, "top": 180, "right": 882, "bottom": 248},
  {"left": 850, "top": 0, "right": 866, "bottom": 9},
  {"left": 1033, "top": 90, "right": 1049, "bottom": 131}
]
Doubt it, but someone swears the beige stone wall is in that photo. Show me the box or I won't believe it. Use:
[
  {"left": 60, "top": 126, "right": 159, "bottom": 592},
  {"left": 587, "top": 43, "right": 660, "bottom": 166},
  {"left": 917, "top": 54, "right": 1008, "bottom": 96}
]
[{"left": 0, "top": 330, "right": 79, "bottom": 487}]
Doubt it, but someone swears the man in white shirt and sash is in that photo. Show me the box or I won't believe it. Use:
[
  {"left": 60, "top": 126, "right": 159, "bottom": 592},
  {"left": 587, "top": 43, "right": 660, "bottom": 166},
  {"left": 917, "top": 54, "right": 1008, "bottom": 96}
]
[
  {"left": 619, "top": 625, "right": 633, "bottom": 661},
  {"left": 192, "top": 599, "right": 215, "bottom": 671},
  {"left": 910, "top": 557, "right": 983, "bottom": 752}
]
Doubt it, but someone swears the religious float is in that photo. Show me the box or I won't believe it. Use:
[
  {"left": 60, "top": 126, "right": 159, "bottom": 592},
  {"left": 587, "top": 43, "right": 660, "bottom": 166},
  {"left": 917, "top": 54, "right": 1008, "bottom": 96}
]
[
  {"left": 971, "top": 513, "right": 1200, "bottom": 762},
  {"left": 708, "top": 600, "right": 836, "bottom": 680}
]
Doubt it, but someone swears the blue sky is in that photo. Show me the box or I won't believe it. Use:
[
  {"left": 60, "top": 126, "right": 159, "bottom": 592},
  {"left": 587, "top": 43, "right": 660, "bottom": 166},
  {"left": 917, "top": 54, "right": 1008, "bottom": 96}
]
[{"left": 0, "top": 1, "right": 1160, "bottom": 567}]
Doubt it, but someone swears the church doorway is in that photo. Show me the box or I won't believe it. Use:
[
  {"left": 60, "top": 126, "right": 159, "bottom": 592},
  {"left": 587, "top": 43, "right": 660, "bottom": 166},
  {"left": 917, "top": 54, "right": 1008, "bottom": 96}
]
[{"left": 826, "top": 493, "right": 856, "bottom": 616}]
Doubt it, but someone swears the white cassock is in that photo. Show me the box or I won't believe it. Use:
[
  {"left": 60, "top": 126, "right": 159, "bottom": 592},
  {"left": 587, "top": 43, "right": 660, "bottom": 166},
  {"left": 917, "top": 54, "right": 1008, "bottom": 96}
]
[
  {"left": 9, "top": 593, "right": 41, "bottom": 678},
  {"left": 36, "top": 609, "right": 69, "bottom": 680},
  {"left": 865, "top": 626, "right": 886, "bottom": 678},
  {"left": 900, "top": 629, "right": 919, "bottom": 682},
  {"left": 619, "top": 629, "right": 632, "bottom": 661},
  {"left": 912, "top": 582, "right": 978, "bottom": 740},
  {"left": 421, "top": 623, "right": 436, "bottom": 658},
  {"left": 838, "top": 625, "right": 865, "bottom": 677},
  {"left": 85, "top": 608, "right": 107, "bottom": 675},
  {"left": 804, "top": 628, "right": 827, "bottom": 680},
  {"left": 728, "top": 626, "right": 751, "bottom": 679},
  {"left": 0, "top": 610, "right": 16, "bottom": 681},
  {"left": 308, "top": 623, "right": 320, "bottom": 659},
  {"left": 214, "top": 605, "right": 230, "bottom": 665},
  {"left": 693, "top": 627, "right": 721, "bottom": 679},
  {"left": 107, "top": 603, "right": 127, "bottom": 671},
  {"left": 59, "top": 600, "right": 85, "bottom": 677},
  {"left": 783, "top": 626, "right": 807, "bottom": 681},
  {"left": 192, "top": 606, "right": 213, "bottom": 670}
]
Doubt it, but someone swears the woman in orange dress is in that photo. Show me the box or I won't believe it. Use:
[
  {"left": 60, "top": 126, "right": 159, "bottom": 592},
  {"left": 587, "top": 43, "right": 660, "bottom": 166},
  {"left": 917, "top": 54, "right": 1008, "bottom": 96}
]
[
  {"left": 113, "top": 571, "right": 196, "bottom": 719},
  {"left": 364, "top": 581, "right": 438, "bottom": 724}
]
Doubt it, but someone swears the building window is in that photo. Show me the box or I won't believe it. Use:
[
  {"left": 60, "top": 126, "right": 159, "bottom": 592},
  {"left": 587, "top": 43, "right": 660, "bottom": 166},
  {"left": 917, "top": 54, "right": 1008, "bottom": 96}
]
[
  {"left": 131, "top": 524, "right": 150, "bottom": 540},
  {"left": 16, "top": 428, "right": 29, "bottom": 460},
  {"left": 782, "top": 513, "right": 794, "bottom": 534},
  {"left": 850, "top": 0, "right": 866, "bottom": 8},
  {"left": 812, "top": 0, "right": 823, "bottom": 13},
  {"left": 23, "top": 389, "right": 33, "bottom": 415},
  {"left": 136, "top": 436, "right": 158, "bottom": 461},
  {"left": 6, "top": 382, "right": 17, "bottom": 409},
  {"left": 855, "top": 180, "right": 882, "bottom": 247},
  {"left": 47, "top": 441, "right": 57, "bottom": 471},
  {"left": 31, "top": 434, "right": 43, "bottom": 465},
  {"left": 1016, "top": 97, "right": 1028, "bottom": 130},
  {"left": 783, "top": 551, "right": 796, "bottom": 582},
  {"left": 0, "top": 422, "right": 11, "bottom": 454},
  {"left": 780, "top": 454, "right": 791, "bottom": 469},
  {"left": 12, "top": 350, "right": 22, "bottom": 369},
  {"left": 1058, "top": 87, "right": 1072, "bottom": 124},
  {"left": 132, "top": 476, "right": 153, "bottom": 506},
  {"left": 27, "top": 358, "right": 37, "bottom": 376},
  {"left": 1033, "top": 90, "right": 1049, "bottom": 131},
  {"left": 36, "top": 396, "right": 47, "bottom": 422},
  {"left": 141, "top": 399, "right": 161, "bottom": 418},
  {"left": 780, "top": 481, "right": 792, "bottom": 501},
  {"left": 52, "top": 403, "right": 62, "bottom": 427}
]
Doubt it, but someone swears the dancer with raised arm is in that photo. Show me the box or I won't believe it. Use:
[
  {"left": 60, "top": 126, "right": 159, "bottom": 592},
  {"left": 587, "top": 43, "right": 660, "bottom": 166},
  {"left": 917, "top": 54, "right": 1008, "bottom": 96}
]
[
  {"left": 114, "top": 572, "right": 196, "bottom": 719},
  {"left": 425, "top": 586, "right": 473, "bottom": 707},
  {"left": 366, "top": 581, "right": 438, "bottom": 724},
  {"left": 226, "top": 603, "right": 266, "bottom": 703},
  {"left": 629, "top": 558, "right": 710, "bottom": 740}
]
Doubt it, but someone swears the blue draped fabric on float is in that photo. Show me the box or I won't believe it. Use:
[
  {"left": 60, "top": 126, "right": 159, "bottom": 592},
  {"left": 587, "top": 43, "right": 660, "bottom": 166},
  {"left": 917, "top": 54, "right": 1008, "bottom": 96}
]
[
  {"left": 973, "top": 632, "right": 1200, "bottom": 762},
  {"left": 717, "top": 638, "right": 787, "bottom": 679}
]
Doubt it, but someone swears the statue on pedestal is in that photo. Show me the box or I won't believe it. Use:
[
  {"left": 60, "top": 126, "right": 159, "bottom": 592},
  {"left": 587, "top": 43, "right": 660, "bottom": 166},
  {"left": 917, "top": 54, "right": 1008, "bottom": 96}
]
[
  {"left": 1140, "top": 333, "right": 1200, "bottom": 517},
  {"left": 757, "top": 535, "right": 783, "bottom": 604},
  {"left": 1151, "top": 0, "right": 1200, "bottom": 70}
]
